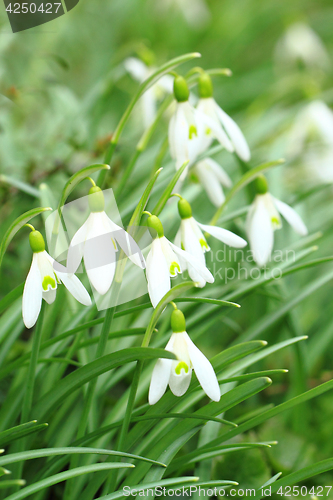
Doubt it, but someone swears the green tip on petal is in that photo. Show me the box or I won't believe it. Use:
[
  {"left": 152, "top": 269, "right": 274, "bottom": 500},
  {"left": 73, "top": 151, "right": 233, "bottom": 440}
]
[
  {"left": 88, "top": 186, "right": 105, "bottom": 212},
  {"left": 255, "top": 175, "right": 269, "bottom": 195},
  {"left": 29, "top": 230, "right": 45, "bottom": 253},
  {"left": 175, "top": 361, "right": 189, "bottom": 374},
  {"left": 199, "top": 73, "right": 213, "bottom": 98},
  {"left": 147, "top": 215, "right": 164, "bottom": 238},
  {"left": 173, "top": 76, "right": 189, "bottom": 102},
  {"left": 171, "top": 308, "right": 186, "bottom": 333},
  {"left": 178, "top": 198, "right": 192, "bottom": 219}
]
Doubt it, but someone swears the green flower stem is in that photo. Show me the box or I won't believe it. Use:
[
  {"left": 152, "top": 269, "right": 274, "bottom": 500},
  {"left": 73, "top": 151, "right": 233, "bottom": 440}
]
[{"left": 152, "top": 137, "right": 169, "bottom": 176}]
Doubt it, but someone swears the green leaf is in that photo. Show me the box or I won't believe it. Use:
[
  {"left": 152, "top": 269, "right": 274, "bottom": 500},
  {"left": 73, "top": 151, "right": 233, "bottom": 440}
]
[
  {"left": 4, "top": 463, "right": 135, "bottom": 500},
  {"left": 0, "top": 174, "right": 40, "bottom": 198},
  {"left": 151, "top": 161, "right": 189, "bottom": 216},
  {"left": 0, "top": 480, "right": 26, "bottom": 489},
  {"left": 0, "top": 207, "right": 52, "bottom": 269},
  {"left": 33, "top": 348, "right": 176, "bottom": 420},
  {"left": 0, "top": 467, "right": 10, "bottom": 477},
  {"left": 0, "top": 421, "right": 48, "bottom": 447},
  {"left": 128, "top": 168, "right": 162, "bottom": 229},
  {"left": 210, "top": 159, "right": 285, "bottom": 225},
  {"left": 175, "top": 297, "right": 240, "bottom": 308},
  {"left": 0, "top": 447, "right": 165, "bottom": 467},
  {"left": 0, "top": 282, "right": 24, "bottom": 315}
]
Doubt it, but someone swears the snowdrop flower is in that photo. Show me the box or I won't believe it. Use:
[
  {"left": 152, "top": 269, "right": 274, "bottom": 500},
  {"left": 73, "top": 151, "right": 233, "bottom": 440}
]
[
  {"left": 149, "top": 308, "right": 220, "bottom": 404},
  {"left": 175, "top": 198, "right": 247, "bottom": 286},
  {"left": 193, "top": 157, "right": 232, "bottom": 206},
  {"left": 274, "top": 22, "right": 330, "bottom": 71},
  {"left": 23, "top": 229, "right": 91, "bottom": 329},
  {"left": 246, "top": 176, "right": 308, "bottom": 267},
  {"left": 124, "top": 57, "right": 173, "bottom": 128},
  {"left": 146, "top": 214, "right": 214, "bottom": 308},
  {"left": 168, "top": 75, "right": 225, "bottom": 180},
  {"left": 66, "top": 186, "right": 145, "bottom": 296},
  {"left": 287, "top": 101, "right": 333, "bottom": 183},
  {"left": 196, "top": 73, "right": 250, "bottom": 161}
]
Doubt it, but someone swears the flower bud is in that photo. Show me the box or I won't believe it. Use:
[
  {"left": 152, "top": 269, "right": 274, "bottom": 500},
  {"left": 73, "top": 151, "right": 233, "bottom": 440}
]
[
  {"left": 29, "top": 230, "right": 45, "bottom": 253},
  {"left": 255, "top": 175, "right": 268, "bottom": 195},
  {"left": 199, "top": 73, "right": 213, "bottom": 98},
  {"left": 88, "top": 186, "right": 105, "bottom": 212},
  {"left": 171, "top": 308, "right": 186, "bottom": 333},
  {"left": 147, "top": 215, "right": 164, "bottom": 238},
  {"left": 178, "top": 198, "right": 192, "bottom": 219},
  {"left": 173, "top": 76, "right": 189, "bottom": 102}
]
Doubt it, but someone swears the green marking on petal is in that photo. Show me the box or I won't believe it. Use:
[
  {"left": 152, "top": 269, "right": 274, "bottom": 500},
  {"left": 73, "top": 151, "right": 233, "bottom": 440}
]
[
  {"left": 181, "top": 242, "right": 185, "bottom": 250},
  {"left": 42, "top": 275, "right": 56, "bottom": 291},
  {"left": 111, "top": 238, "right": 117, "bottom": 250},
  {"left": 205, "top": 127, "right": 211, "bottom": 135},
  {"left": 199, "top": 238, "right": 209, "bottom": 250},
  {"left": 189, "top": 125, "right": 197, "bottom": 140},
  {"left": 170, "top": 261, "right": 181, "bottom": 275},
  {"left": 271, "top": 217, "right": 280, "bottom": 228},
  {"left": 175, "top": 361, "right": 189, "bottom": 375}
]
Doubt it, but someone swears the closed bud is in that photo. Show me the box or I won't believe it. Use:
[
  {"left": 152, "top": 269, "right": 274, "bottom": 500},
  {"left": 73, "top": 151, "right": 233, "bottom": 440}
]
[{"left": 174, "top": 76, "right": 189, "bottom": 102}]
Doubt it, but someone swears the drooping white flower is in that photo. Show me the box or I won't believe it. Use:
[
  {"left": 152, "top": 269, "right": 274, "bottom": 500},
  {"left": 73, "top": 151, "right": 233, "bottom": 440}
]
[
  {"left": 124, "top": 57, "right": 173, "bottom": 128},
  {"left": 196, "top": 73, "right": 250, "bottom": 161},
  {"left": 287, "top": 100, "right": 333, "bottom": 183},
  {"left": 23, "top": 230, "right": 91, "bottom": 329},
  {"left": 246, "top": 176, "right": 308, "bottom": 267},
  {"left": 274, "top": 22, "right": 330, "bottom": 71},
  {"left": 193, "top": 157, "right": 232, "bottom": 206},
  {"left": 66, "top": 186, "right": 145, "bottom": 296},
  {"left": 149, "top": 309, "right": 220, "bottom": 404},
  {"left": 145, "top": 215, "right": 214, "bottom": 308},
  {"left": 174, "top": 197, "right": 247, "bottom": 286}
]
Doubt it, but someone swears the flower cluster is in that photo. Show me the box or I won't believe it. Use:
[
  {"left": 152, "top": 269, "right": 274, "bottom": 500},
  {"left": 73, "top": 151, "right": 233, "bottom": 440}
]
[{"left": 19, "top": 60, "right": 309, "bottom": 405}]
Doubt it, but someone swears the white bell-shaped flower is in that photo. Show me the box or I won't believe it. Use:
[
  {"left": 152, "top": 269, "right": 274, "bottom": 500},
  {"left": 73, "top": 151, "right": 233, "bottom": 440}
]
[
  {"left": 168, "top": 76, "right": 209, "bottom": 180},
  {"left": 124, "top": 57, "right": 173, "bottom": 129},
  {"left": 149, "top": 309, "right": 220, "bottom": 404},
  {"left": 196, "top": 73, "right": 250, "bottom": 161},
  {"left": 193, "top": 157, "right": 232, "bottom": 206},
  {"left": 23, "top": 230, "right": 91, "bottom": 329},
  {"left": 174, "top": 198, "right": 247, "bottom": 286},
  {"left": 66, "top": 186, "right": 145, "bottom": 296},
  {"left": 146, "top": 215, "right": 214, "bottom": 308},
  {"left": 247, "top": 176, "right": 308, "bottom": 267},
  {"left": 274, "top": 22, "right": 330, "bottom": 71}
]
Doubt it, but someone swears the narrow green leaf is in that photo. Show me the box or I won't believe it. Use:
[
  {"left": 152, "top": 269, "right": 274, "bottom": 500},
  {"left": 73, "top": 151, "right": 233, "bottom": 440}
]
[
  {"left": 0, "top": 447, "right": 165, "bottom": 467},
  {"left": 0, "top": 174, "right": 40, "bottom": 198},
  {"left": 128, "top": 168, "right": 162, "bottom": 229},
  {"left": 5, "top": 463, "right": 135, "bottom": 500},
  {"left": 0, "top": 282, "right": 24, "bottom": 315},
  {"left": 175, "top": 297, "right": 240, "bottom": 308},
  {"left": 0, "top": 480, "right": 26, "bottom": 489},
  {"left": 0, "top": 421, "right": 48, "bottom": 447},
  {"left": 152, "top": 161, "right": 189, "bottom": 216},
  {"left": 0, "top": 207, "right": 52, "bottom": 269},
  {"left": 34, "top": 348, "right": 176, "bottom": 420}
]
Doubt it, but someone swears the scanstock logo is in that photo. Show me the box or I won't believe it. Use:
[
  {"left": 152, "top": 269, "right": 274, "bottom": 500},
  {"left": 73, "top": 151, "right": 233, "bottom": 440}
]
[{"left": 3, "top": 0, "right": 79, "bottom": 32}]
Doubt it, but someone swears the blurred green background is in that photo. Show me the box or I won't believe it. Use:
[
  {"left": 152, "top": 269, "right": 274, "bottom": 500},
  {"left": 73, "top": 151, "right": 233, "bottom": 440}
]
[{"left": 1, "top": 0, "right": 333, "bottom": 494}]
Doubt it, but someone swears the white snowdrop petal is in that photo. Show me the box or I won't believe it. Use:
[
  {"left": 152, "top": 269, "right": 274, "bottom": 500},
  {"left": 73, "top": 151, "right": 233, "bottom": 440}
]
[
  {"left": 146, "top": 239, "right": 170, "bottom": 308},
  {"left": 124, "top": 57, "right": 148, "bottom": 82},
  {"left": 198, "top": 109, "right": 234, "bottom": 152},
  {"left": 66, "top": 217, "right": 90, "bottom": 274},
  {"left": 57, "top": 272, "right": 92, "bottom": 306},
  {"left": 83, "top": 213, "right": 116, "bottom": 295},
  {"left": 273, "top": 197, "right": 308, "bottom": 236},
  {"left": 197, "top": 222, "right": 247, "bottom": 248},
  {"left": 195, "top": 161, "right": 225, "bottom": 207},
  {"left": 169, "top": 242, "right": 214, "bottom": 284},
  {"left": 248, "top": 196, "right": 274, "bottom": 267},
  {"left": 169, "top": 365, "right": 192, "bottom": 397},
  {"left": 103, "top": 214, "right": 146, "bottom": 269},
  {"left": 43, "top": 289, "right": 56, "bottom": 305},
  {"left": 203, "top": 158, "right": 232, "bottom": 188},
  {"left": 149, "top": 357, "right": 172, "bottom": 405},
  {"left": 215, "top": 105, "right": 251, "bottom": 161},
  {"left": 185, "top": 333, "right": 220, "bottom": 402},
  {"left": 22, "top": 254, "right": 43, "bottom": 329}
]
